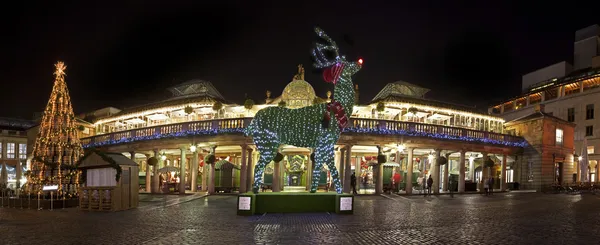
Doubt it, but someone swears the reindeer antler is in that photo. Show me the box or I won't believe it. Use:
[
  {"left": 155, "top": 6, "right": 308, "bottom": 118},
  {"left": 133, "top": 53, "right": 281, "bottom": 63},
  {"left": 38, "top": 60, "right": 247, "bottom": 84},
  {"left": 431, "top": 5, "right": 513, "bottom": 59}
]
[{"left": 312, "top": 27, "right": 342, "bottom": 68}]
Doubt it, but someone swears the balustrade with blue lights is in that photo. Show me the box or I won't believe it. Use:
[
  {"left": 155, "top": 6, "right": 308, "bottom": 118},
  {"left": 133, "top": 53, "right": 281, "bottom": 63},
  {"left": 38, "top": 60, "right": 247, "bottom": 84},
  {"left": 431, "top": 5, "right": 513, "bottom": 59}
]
[{"left": 81, "top": 118, "right": 527, "bottom": 148}]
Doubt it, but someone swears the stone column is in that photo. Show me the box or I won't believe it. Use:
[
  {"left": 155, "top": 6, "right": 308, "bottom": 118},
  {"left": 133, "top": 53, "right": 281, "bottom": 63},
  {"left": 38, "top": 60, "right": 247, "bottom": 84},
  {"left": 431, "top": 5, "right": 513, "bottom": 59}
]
[
  {"left": 481, "top": 152, "right": 488, "bottom": 192},
  {"left": 433, "top": 149, "right": 441, "bottom": 194},
  {"left": 201, "top": 152, "right": 208, "bottom": 192},
  {"left": 306, "top": 149, "right": 314, "bottom": 191},
  {"left": 179, "top": 147, "right": 187, "bottom": 195},
  {"left": 239, "top": 144, "right": 248, "bottom": 193},
  {"left": 273, "top": 160, "right": 281, "bottom": 192},
  {"left": 340, "top": 148, "right": 346, "bottom": 192},
  {"left": 469, "top": 155, "right": 475, "bottom": 181},
  {"left": 152, "top": 149, "right": 160, "bottom": 193},
  {"left": 355, "top": 153, "right": 361, "bottom": 192},
  {"left": 145, "top": 154, "right": 152, "bottom": 193},
  {"left": 208, "top": 146, "right": 216, "bottom": 194},
  {"left": 191, "top": 149, "right": 199, "bottom": 192},
  {"left": 459, "top": 150, "right": 466, "bottom": 193},
  {"left": 443, "top": 153, "right": 450, "bottom": 192},
  {"left": 501, "top": 154, "right": 507, "bottom": 191},
  {"left": 248, "top": 149, "right": 256, "bottom": 189},
  {"left": 406, "top": 147, "right": 414, "bottom": 194},
  {"left": 344, "top": 145, "right": 353, "bottom": 193}
]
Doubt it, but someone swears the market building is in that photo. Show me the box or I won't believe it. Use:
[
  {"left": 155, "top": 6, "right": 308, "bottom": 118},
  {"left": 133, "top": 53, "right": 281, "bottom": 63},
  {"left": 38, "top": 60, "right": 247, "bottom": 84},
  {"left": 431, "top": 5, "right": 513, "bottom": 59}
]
[{"left": 76, "top": 65, "right": 540, "bottom": 194}]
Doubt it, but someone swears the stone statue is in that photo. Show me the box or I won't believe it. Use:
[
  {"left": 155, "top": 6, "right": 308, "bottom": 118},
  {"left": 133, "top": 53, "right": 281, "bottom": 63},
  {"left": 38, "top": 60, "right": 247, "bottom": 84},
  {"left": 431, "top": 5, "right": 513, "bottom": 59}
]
[{"left": 293, "top": 64, "right": 305, "bottom": 80}]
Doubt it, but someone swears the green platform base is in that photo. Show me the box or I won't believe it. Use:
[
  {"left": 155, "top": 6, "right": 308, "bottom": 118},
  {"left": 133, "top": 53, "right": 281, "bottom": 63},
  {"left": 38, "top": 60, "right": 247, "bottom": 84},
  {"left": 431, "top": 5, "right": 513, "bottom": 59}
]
[{"left": 237, "top": 192, "right": 354, "bottom": 215}]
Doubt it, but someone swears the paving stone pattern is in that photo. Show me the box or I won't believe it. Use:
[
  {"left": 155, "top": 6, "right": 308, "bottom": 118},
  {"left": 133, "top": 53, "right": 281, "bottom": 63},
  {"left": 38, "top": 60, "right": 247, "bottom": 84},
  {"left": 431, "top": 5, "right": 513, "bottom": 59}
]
[{"left": 1, "top": 192, "right": 600, "bottom": 244}]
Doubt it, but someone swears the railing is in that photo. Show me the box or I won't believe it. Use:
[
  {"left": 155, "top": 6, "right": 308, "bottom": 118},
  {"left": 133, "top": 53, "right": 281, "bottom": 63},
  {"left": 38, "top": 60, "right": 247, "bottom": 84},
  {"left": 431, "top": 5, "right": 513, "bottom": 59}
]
[
  {"left": 81, "top": 117, "right": 527, "bottom": 148},
  {"left": 80, "top": 186, "right": 115, "bottom": 211}
]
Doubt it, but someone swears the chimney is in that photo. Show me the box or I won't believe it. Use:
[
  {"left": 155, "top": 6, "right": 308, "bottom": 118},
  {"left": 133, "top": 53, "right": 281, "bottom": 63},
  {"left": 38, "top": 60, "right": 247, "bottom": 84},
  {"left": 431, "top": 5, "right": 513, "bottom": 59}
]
[
  {"left": 534, "top": 104, "right": 545, "bottom": 113},
  {"left": 592, "top": 56, "right": 600, "bottom": 69}
]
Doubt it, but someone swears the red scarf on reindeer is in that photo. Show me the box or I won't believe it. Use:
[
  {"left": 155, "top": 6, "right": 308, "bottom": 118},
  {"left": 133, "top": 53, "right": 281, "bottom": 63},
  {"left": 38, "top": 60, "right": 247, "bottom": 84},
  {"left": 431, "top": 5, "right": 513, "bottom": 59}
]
[{"left": 322, "top": 63, "right": 349, "bottom": 130}]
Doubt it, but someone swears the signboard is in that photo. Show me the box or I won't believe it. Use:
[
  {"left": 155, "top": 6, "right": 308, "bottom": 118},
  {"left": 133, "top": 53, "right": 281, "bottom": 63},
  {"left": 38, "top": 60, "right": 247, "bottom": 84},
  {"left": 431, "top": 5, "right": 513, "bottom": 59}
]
[
  {"left": 238, "top": 196, "right": 251, "bottom": 211},
  {"left": 42, "top": 185, "right": 58, "bottom": 191},
  {"left": 339, "top": 197, "right": 353, "bottom": 211}
]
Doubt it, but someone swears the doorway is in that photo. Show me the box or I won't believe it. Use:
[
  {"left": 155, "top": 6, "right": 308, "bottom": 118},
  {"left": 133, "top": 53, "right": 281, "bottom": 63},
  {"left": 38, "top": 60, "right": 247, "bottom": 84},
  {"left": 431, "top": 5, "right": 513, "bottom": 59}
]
[{"left": 554, "top": 162, "right": 563, "bottom": 184}]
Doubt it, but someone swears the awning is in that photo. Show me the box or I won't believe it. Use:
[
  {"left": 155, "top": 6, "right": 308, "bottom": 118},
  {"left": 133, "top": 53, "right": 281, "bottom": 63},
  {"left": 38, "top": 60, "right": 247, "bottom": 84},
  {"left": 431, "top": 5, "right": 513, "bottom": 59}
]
[
  {"left": 428, "top": 113, "right": 452, "bottom": 120},
  {"left": 124, "top": 118, "right": 145, "bottom": 124},
  {"left": 147, "top": 114, "right": 169, "bottom": 120}
]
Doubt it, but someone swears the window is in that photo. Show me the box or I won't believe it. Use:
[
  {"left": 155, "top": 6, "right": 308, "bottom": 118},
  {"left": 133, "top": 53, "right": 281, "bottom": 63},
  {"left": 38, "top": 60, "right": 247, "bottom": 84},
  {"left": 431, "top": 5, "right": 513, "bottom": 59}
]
[
  {"left": 586, "top": 104, "right": 594, "bottom": 120},
  {"left": 19, "top": 143, "right": 27, "bottom": 159},
  {"left": 588, "top": 146, "right": 595, "bottom": 155},
  {"left": 6, "top": 143, "right": 15, "bottom": 158},
  {"left": 586, "top": 126, "right": 594, "bottom": 136},
  {"left": 568, "top": 108, "right": 575, "bottom": 122},
  {"left": 555, "top": 128, "right": 564, "bottom": 145}
]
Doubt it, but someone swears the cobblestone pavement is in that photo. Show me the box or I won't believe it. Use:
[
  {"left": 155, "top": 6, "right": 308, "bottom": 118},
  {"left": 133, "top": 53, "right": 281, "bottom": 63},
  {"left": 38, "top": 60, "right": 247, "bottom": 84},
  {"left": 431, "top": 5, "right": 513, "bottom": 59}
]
[{"left": 2, "top": 192, "right": 600, "bottom": 244}]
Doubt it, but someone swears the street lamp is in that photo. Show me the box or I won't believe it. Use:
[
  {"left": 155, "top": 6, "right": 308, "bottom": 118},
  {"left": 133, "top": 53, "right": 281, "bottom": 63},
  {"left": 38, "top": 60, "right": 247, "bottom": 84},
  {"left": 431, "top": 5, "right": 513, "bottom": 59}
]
[
  {"left": 578, "top": 156, "right": 583, "bottom": 162},
  {"left": 190, "top": 145, "right": 197, "bottom": 153},
  {"left": 161, "top": 154, "right": 167, "bottom": 161}
]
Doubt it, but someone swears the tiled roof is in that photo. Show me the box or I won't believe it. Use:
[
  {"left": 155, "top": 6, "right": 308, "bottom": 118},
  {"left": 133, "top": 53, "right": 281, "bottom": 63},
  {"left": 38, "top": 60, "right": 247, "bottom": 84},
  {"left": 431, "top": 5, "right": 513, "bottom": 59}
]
[{"left": 506, "top": 111, "right": 575, "bottom": 126}]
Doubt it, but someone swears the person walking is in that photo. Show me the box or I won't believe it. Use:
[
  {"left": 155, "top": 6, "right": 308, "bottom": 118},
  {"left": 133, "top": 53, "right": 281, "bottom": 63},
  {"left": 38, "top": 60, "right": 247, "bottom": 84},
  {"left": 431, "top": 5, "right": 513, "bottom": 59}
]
[
  {"left": 488, "top": 176, "right": 494, "bottom": 195},
  {"left": 426, "top": 175, "right": 433, "bottom": 196},
  {"left": 351, "top": 172, "right": 358, "bottom": 194}
]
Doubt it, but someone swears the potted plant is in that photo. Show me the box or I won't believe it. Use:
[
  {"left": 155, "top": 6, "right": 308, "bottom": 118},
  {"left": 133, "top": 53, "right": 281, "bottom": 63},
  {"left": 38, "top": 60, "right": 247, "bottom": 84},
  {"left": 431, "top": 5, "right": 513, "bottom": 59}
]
[
  {"left": 244, "top": 99, "right": 255, "bottom": 116},
  {"left": 204, "top": 154, "right": 216, "bottom": 165},
  {"left": 437, "top": 156, "right": 447, "bottom": 165},
  {"left": 212, "top": 102, "right": 223, "bottom": 118},
  {"left": 184, "top": 106, "right": 194, "bottom": 115}
]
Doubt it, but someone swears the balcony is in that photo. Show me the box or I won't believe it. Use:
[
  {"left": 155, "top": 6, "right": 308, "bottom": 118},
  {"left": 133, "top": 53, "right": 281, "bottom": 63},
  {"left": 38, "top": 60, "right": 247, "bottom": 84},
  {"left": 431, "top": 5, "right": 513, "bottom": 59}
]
[{"left": 81, "top": 117, "right": 527, "bottom": 148}]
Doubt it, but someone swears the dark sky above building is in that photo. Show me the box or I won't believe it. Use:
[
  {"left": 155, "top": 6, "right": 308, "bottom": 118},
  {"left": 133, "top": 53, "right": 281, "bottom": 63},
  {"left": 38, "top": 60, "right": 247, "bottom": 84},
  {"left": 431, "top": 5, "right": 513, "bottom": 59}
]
[{"left": 1, "top": 1, "right": 598, "bottom": 119}]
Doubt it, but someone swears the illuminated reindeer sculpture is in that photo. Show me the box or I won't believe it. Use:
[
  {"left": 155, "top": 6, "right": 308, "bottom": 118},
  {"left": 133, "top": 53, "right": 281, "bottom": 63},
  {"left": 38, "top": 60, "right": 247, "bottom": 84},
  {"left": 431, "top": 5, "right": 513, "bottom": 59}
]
[{"left": 245, "top": 27, "right": 362, "bottom": 194}]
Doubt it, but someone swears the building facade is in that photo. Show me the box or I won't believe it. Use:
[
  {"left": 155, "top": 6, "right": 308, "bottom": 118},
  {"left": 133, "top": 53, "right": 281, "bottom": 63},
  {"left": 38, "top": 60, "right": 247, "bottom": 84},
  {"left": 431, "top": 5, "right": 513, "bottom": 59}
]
[
  {"left": 78, "top": 66, "right": 530, "bottom": 194},
  {"left": 489, "top": 24, "right": 600, "bottom": 183},
  {"left": 0, "top": 117, "right": 35, "bottom": 190}
]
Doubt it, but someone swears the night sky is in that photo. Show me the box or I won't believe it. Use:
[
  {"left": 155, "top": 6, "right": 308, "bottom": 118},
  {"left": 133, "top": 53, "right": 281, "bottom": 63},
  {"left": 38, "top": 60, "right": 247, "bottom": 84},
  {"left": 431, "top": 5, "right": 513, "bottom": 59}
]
[{"left": 1, "top": 2, "right": 599, "bottom": 119}]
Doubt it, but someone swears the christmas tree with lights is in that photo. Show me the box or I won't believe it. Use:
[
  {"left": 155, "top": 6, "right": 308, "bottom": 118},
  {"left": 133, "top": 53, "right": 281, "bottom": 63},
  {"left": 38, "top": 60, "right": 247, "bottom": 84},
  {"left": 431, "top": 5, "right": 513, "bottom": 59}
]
[{"left": 29, "top": 61, "right": 83, "bottom": 196}]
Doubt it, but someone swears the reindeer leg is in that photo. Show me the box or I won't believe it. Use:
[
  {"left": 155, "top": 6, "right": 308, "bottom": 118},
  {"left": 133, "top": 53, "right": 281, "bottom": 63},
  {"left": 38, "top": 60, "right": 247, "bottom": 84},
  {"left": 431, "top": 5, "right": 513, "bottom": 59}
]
[
  {"left": 252, "top": 138, "right": 279, "bottom": 194},
  {"left": 324, "top": 147, "right": 342, "bottom": 194},
  {"left": 310, "top": 152, "right": 324, "bottom": 193}
]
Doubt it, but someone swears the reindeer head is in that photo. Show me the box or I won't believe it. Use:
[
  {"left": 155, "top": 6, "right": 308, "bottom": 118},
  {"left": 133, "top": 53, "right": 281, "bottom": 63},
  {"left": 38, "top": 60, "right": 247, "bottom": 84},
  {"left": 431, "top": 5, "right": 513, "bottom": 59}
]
[{"left": 312, "top": 27, "right": 362, "bottom": 77}]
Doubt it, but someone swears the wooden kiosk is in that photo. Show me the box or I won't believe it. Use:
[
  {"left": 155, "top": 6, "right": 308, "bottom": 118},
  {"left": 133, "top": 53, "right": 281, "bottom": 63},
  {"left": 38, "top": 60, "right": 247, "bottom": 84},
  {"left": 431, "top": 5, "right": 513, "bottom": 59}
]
[{"left": 78, "top": 151, "right": 139, "bottom": 211}]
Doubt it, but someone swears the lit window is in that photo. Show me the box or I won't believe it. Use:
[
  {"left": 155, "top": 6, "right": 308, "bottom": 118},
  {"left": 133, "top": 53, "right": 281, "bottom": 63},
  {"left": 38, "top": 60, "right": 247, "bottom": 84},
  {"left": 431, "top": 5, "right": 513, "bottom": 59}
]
[
  {"left": 555, "top": 128, "right": 563, "bottom": 146},
  {"left": 6, "top": 143, "right": 15, "bottom": 158},
  {"left": 19, "top": 143, "right": 27, "bottom": 159},
  {"left": 589, "top": 146, "right": 595, "bottom": 155}
]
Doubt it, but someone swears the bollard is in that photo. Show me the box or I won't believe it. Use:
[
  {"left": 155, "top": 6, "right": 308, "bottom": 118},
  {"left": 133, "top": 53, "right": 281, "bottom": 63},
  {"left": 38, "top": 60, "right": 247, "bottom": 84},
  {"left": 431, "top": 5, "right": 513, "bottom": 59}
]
[
  {"left": 50, "top": 192, "right": 53, "bottom": 211},
  {"left": 28, "top": 193, "right": 31, "bottom": 209},
  {"left": 20, "top": 196, "right": 23, "bottom": 209},
  {"left": 63, "top": 196, "right": 65, "bottom": 209},
  {"left": 37, "top": 192, "right": 41, "bottom": 210}
]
